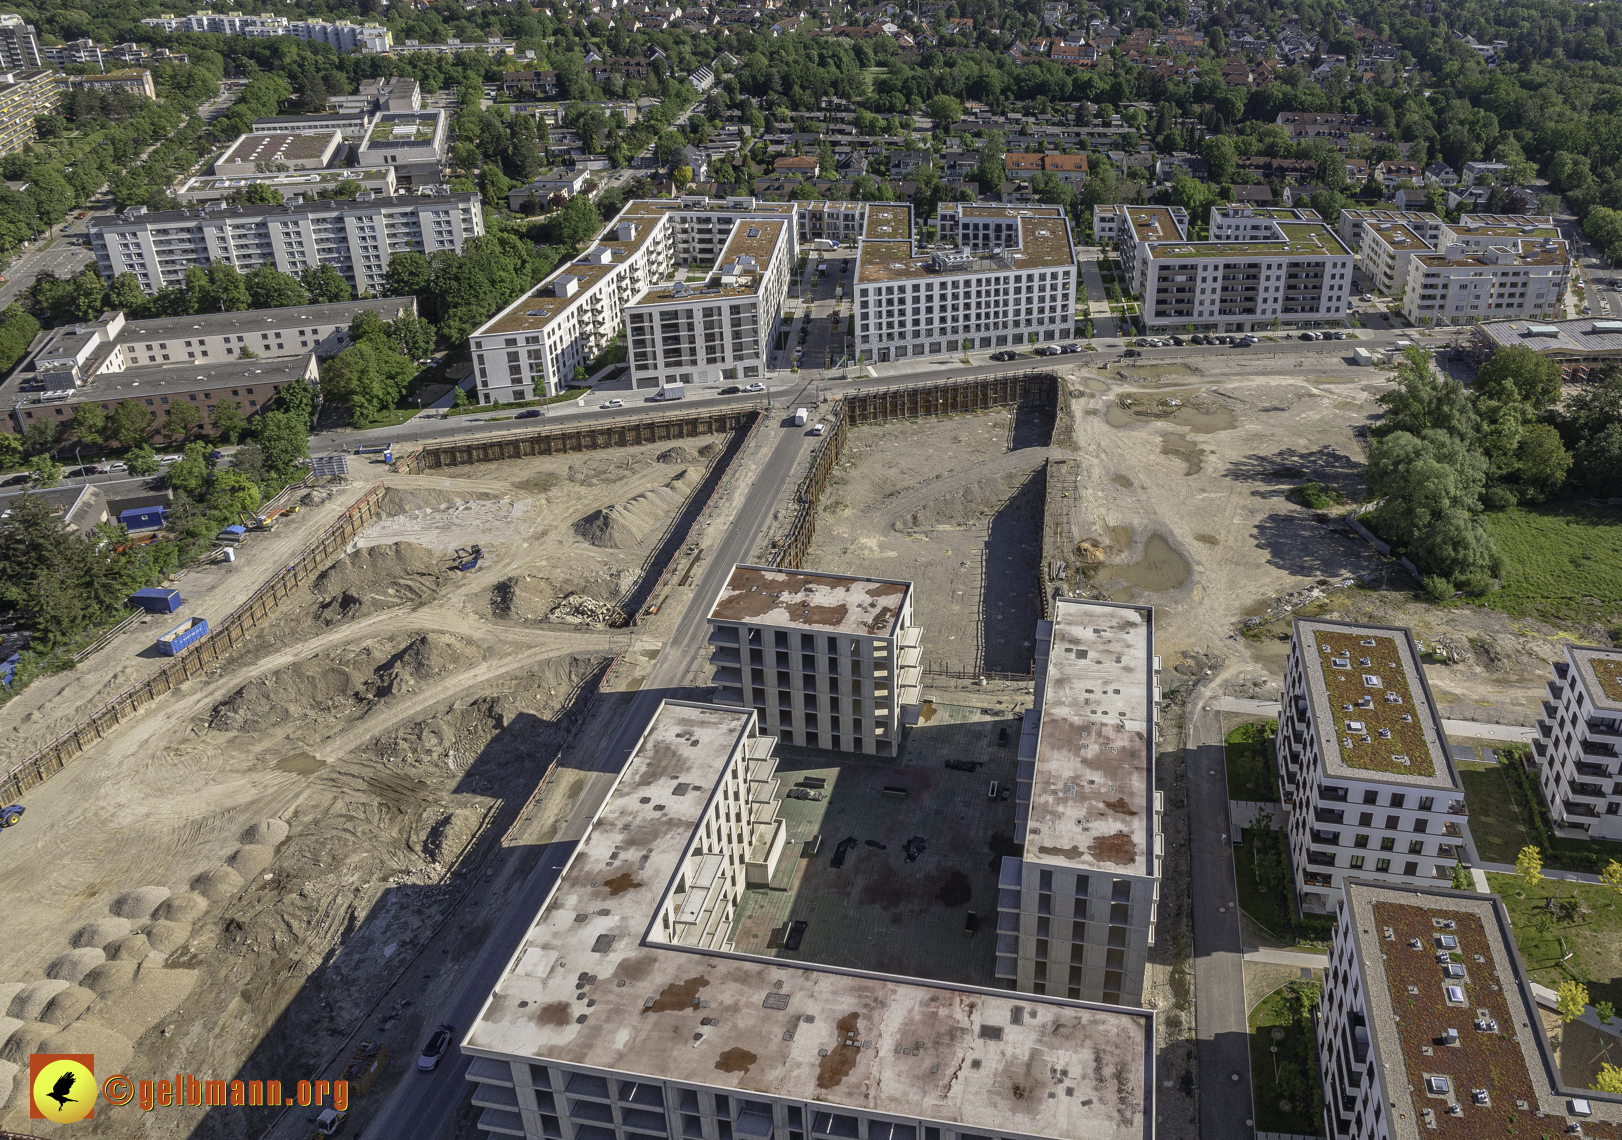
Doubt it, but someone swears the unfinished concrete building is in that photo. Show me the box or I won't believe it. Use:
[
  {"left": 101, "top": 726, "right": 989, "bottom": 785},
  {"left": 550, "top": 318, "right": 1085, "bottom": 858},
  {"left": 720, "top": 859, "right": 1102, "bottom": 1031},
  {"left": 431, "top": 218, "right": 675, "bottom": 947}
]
[{"left": 707, "top": 565, "right": 922, "bottom": 756}]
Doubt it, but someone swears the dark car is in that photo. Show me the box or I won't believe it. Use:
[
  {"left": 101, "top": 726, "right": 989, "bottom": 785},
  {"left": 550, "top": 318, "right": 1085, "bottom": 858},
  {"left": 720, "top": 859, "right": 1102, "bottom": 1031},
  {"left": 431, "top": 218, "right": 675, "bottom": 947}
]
[
  {"left": 718, "top": 385, "right": 741, "bottom": 395},
  {"left": 418, "top": 1024, "right": 455, "bottom": 1072},
  {"left": 1169, "top": 335, "right": 1185, "bottom": 346},
  {"left": 515, "top": 408, "right": 543, "bottom": 418},
  {"left": 990, "top": 350, "right": 1018, "bottom": 361},
  {"left": 1061, "top": 342, "right": 1082, "bottom": 353},
  {"left": 1122, "top": 348, "right": 1141, "bottom": 357}
]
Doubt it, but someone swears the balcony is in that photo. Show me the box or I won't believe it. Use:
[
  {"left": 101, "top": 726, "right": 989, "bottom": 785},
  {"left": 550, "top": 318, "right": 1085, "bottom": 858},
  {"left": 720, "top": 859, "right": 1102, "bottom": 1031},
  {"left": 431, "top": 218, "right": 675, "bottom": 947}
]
[
  {"left": 1576, "top": 761, "right": 1613, "bottom": 779},
  {"left": 1311, "top": 829, "right": 1341, "bottom": 845},
  {"left": 1590, "top": 718, "right": 1622, "bottom": 739},
  {"left": 1543, "top": 700, "right": 1559, "bottom": 720},
  {"left": 1584, "top": 740, "right": 1620, "bottom": 760},
  {"left": 1564, "top": 800, "right": 1603, "bottom": 819},
  {"left": 1538, "top": 719, "right": 1553, "bottom": 740},
  {"left": 1315, "top": 808, "right": 1345, "bottom": 825},
  {"left": 1572, "top": 782, "right": 1608, "bottom": 800},
  {"left": 1307, "top": 850, "right": 1337, "bottom": 867}
]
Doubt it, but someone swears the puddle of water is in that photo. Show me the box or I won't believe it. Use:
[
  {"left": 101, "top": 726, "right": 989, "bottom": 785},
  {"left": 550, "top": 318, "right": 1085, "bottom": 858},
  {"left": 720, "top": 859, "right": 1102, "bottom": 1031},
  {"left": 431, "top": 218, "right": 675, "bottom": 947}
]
[
  {"left": 1110, "top": 474, "right": 1134, "bottom": 489},
  {"left": 1110, "top": 587, "right": 1134, "bottom": 603},
  {"left": 277, "top": 752, "right": 325, "bottom": 775},
  {"left": 1104, "top": 403, "right": 1135, "bottom": 428},
  {"left": 1107, "top": 524, "right": 1133, "bottom": 551},
  {"left": 1105, "top": 389, "right": 1237, "bottom": 434},
  {"left": 1082, "top": 377, "right": 1110, "bottom": 393},
  {"left": 1108, "top": 533, "right": 1192, "bottom": 593},
  {"left": 1194, "top": 534, "right": 1219, "bottom": 545},
  {"left": 1335, "top": 400, "right": 1364, "bottom": 412},
  {"left": 1160, "top": 432, "right": 1204, "bottom": 476}
]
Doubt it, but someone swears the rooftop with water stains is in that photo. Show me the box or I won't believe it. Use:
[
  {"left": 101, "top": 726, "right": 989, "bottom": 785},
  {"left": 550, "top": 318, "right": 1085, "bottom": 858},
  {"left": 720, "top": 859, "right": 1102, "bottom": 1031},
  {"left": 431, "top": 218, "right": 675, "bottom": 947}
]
[
  {"left": 461, "top": 701, "right": 1154, "bottom": 1140},
  {"left": 708, "top": 566, "right": 913, "bottom": 638},
  {"left": 1022, "top": 599, "right": 1156, "bottom": 879}
]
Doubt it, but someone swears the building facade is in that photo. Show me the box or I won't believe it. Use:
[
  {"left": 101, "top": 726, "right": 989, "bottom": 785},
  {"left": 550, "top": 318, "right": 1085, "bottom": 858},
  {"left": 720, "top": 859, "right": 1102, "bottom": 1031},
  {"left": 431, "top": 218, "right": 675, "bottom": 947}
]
[
  {"left": 997, "top": 599, "right": 1162, "bottom": 1006},
  {"left": 707, "top": 564, "right": 922, "bottom": 756},
  {"left": 0, "top": 14, "right": 40, "bottom": 69},
  {"left": 1355, "top": 220, "right": 1430, "bottom": 295},
  {"left": 1534, "top": 644, "right": 1622, "bottom": 838},
  {"left": 1402, "top": 237, "right": 1571, "bottom": 326},
  {"left": 1336, "top": 208, "right": 1444, "bottom": 253},
  {"left": 355, "top": 109, "right": 449, "bottom": 185},
  {"left": 458, "top": 700, "right": 1156, "bottom": 1140},
  {"left": 1320, "top": 880, "right": 1622, "bottom": 1140},
  {"left": 1277, "top": 619, "right": 1474, "bottom": 913},
  {"left": 0, "top": 68, "right": 58, "bottom": 159},
  {"left": 88, "top": 192, "right": 482, "bottom": 297}
]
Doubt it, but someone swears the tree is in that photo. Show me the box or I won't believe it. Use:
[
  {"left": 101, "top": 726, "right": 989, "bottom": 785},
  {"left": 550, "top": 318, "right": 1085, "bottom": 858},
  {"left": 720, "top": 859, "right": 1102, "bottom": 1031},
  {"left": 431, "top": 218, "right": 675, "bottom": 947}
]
[
  {"left": 1365, "top": 429, "right": 1499, "bottom": 583},
  {"left": 162, "top": 401, "right": 203, "bottom": 442},
  {"left": 207, "top": 263, "right": 252, "bottom": 312},
  {"left": 385, "top": 252, "right": 431, "bottom": 299},
  {"left": 976, "top": 130, "right": 1007, "bottom": 194},
  {"left": 244, "top": 265, "right": 307, "bottom": 309},
  {"left": 210, "top": 398, "right": 247, "bottom": 444},
  {"left": 393, "top": 314, "right": 436, "bottom": 362},
  {"left": 0, "top": 433, "right": 20, "bottom": 470},
  {"left": 672, "top": 165, "right": 694, "bottom": 188},
  {"left": 26, "top": 454, "right": 61, "bottom": 487},
  {"left": 300, "top": 263, "right": 352, "bottom": 305},
  {"left": 925, "top": 95, "right": 962, "bottom": 130},
  {"left": 1596, "top": 1064, "right": 1622, "bottom": 1095},
  {"left": 70, "top": 402, "right": 106, "bottom": 446},
  {"left": 107, "top": 273, "right": 149, "bottom": 315},
  {"left": 163, "top": 442, "right": 209, "bottom": 496},
  {"left": 0, "top": 492, "right": 127, "bottom": 650},
  {"left": 547, "top": 194, "right": 601, "bottom": 247},
  {"left": 1378, "top": 347, "right": 1478, "bottom": 441},
  {"left": 1201, "top": 134, "right": 1237, "bottom": 183},
  {"left": 1476, "top": 345, "right": 1562, "bottom": 413},
  {"left": 254, "top": 409, "right": 310, "bottom": 476},
  {"left": 108, "top": 399, "right": 154, "bottom": 447},
  {"left": 1516, "top": 844, "right": 1544, "bottom": 892},
  {"left": 1557, "top": 979, "right": 1590, "bottom": 1023},
  {"left": 23, "top": 418, "right": 57, "bottom": 455},
  {"left": 1602, "top": 859, "right": 1622, "bottom": 900},
  {"left": 125, "top": 445, "right": 159, "bottom": 476},
  {"left": 1449, "top": 862, "right": 1473, "bottom": 891}
]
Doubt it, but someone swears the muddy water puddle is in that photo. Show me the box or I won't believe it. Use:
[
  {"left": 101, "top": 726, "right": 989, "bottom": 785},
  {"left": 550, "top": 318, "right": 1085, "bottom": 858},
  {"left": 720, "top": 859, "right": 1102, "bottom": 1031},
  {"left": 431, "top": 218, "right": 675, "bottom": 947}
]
[
  {"left": 1110, "top": 474, "right": 1134, "bottom": 488},
  {"left": 1160, "top": 432, "right": 1204, "bottom": 475},
  {"left": 1104, "top": 388, "right": 1238, "bottom": 434},
  {"left": 277, "top": 751, "right": 326, "bottom": 774},
  {"left": 1098, "top": 533, "right": 1193, "bottom": 599}
]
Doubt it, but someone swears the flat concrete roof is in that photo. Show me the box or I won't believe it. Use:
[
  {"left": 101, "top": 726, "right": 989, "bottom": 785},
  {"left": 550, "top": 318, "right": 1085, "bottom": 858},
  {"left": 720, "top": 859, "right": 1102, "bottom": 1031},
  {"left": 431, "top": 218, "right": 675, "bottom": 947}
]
[
  {"left": 1146, "top": 221, "right": 1351, "bottom": 261},
  {"left": 1472, "top": 315, "right": 1622, "bottom": 357},
  {"left": 1568, "top": 644, "right": 1622, "bottom": 711},
  {"left": 857, "top": 212, "right": 1075, "bottom": 284},
  {"left": 461, "top": 701, "right": 1154, "bottom": 1140},
  {"left": 1364, "top": 222, "right": 1431, "bottom": 251},
  {"left": 1293, "top": 618, "right": 1456, "bottom": 787},
  {"left": 88, "top": 193, "right": 479, "bottom": 231},
  {"left": 1342, "top": 880, "right": 1622, "bottom": 1140},
  {"left": 1024, "top": 599, "right": 1154, "bottom": 879},
  {"left": 709, "top": 565, "right": 910, "bottom": 638},
  {"left": 3, "top": 354, "right": 315, "bottom": 415},
  {"left": 216, "top": 130, "right": 339, "bottom": 167},
  {"left": 634, "top": 218, "right": 788, "bottom": 305}
]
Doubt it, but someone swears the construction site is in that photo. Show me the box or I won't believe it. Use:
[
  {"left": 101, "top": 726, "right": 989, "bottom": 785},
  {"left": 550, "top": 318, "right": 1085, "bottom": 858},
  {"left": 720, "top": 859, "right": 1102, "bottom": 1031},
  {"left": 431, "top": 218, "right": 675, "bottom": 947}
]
[{"left": 0, "top": 341, "right": 1595, "bottom": 1140}]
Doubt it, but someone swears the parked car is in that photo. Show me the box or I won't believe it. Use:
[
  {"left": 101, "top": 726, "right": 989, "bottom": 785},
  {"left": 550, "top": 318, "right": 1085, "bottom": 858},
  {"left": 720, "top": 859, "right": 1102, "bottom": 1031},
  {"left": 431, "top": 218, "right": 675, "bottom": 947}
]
[
  {"left": 104, "top": 461, "right": 128, "bottom": 473},
  {"left": 990, "top": 350, "right": 1018, "bottom": 361},
  {"left": 1061, "top": 343, "right": 1081, "bottom": 353},
  {"left": 1361, "top": 293, "right": 1373, "bottom": 302},
  {"left": 600, "top": 398, "right": 624, "bottom": 408},
  {"left": 744, "top": 382, "right": 766, "bottom": 392},
  {"left": 1169, "top": 336, "right": 1185, "bottom": 346},
  {"left": 418, "top": 1024, "right": 454, "bottom": 1072},
  {"left": 515, "top": 408, "right": 543, "bottom": 418},
  {"left": 1035, "top": 344, "right": 1061, "bottom": 356},
  {"left": 1122, "top": 348, "right": 1141, "bottom": 357},
  {"left": 1330, "top": 330, "right": 1347, "bottom": 340},
  {"left": 718, "top": 385, "right": 741, "bottom": 395},
  {"left": 1299, "top": 332, "right": 1316, "bottom": 341}
]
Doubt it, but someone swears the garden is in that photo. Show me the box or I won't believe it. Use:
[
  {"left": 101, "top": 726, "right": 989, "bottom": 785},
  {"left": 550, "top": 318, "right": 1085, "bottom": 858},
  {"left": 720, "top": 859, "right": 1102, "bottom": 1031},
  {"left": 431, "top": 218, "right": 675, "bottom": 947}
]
[
  {"left": 1458, "top": 756, "right": 1622, "bottom": 872},
  {"left": 1486, "top": 870, "right": 1622, "bottom": 1017},
  {"left": 1225, "top": 720, "right": 1280, "bottom": 803},
  {"left": 1248, "top": 980, "right": 1325, "bottom": 1136}
]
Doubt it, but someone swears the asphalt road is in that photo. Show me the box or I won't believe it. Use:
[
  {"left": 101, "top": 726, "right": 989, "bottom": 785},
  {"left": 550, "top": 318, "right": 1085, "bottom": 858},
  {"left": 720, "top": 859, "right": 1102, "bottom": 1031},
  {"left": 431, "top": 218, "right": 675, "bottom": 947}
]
[
  {"left": 1187, "top": 685, "right": 1256, "bottom": 1137},
  {"left": 0, "top": 235, "right": 94, "bottom": 310},
  {"left": 326, "top": 391, "right": 820, "bottom": 1140}
]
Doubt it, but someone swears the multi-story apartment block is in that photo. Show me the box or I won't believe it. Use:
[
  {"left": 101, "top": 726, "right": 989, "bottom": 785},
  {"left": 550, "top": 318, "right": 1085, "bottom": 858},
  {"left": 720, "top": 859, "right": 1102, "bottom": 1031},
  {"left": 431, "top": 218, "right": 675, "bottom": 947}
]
[
  {"left": 857, "top": 203, "right": 1078, "bottom": 361},
  {"left": 1402, "top": 236, "right": 1571, "bottom": 326},
  {"left": 213, "top": 130, "right": 344, "bottom": 177},
  {"left": 794, "top": 199, "right": 865, "bottom": 245},
  {"left": 470, "top": 198, "right": 795, "bottom": 403},
  {"left": 178, "top": 165, "right": 396, "bottom": 205},
  {"left": 1441, "top": 213, "right": 1557, "bottom": 252},
  {"left": 1134, "top": 217, "right": 1353, "bottom": 334},
  {"left": 1089, "top": 204, "right": 1188, "bottom": 291},
  {"left": 329, "top": 76, "right": 421, "bottom": 114},
  {"left": 0, "top": 13, "right": 39, "bottom": 69},
  {"left": 1356, "top": 220, "right": 1431, "bottom": 295},
  {"left": 1335, "top": 208, "right": 1444, "bottom": 253},
  {"left": 460, "top": 699, "right": 1156, "bottom": 1140},
  {"left": 998, "top": 599, "right": 1162, "bottom": 1005},
  {"left": 0, "top": 68, "right": 57, "bottom": 158},
  {"left": 41, "top": 38, "right": 102, "bottom": 68},
  {"left": 355, "top": 110, "right": 449, "bottom": 186},
  {"left": 1207, "top": 204, "right": 1323, "bottom": 240},
  {"left": 1276, "top": 619, "right": 1473, "bottom": 913},
  {"left": 88, "top": 192, "right": 483, "bottom": 296},
  {"left": 1320, "top": 880, "right": 1622, "bottom": 1140},
  {"left": 1533, "top": 643, "right": 1622, "bottom": 837},
  {"left": 707, "top": 564, "right": 922, "bottom": 755},
  {"left": 140, "top": 12, "right": 389, "bottom": 50}
]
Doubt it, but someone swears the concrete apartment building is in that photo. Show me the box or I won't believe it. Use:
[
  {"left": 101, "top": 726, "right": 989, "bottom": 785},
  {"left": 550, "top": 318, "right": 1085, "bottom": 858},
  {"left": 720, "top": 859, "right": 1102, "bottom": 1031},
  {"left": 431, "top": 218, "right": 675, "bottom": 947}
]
[
  {"left": 1207, "top": 204, "right": 1323, "bottom": 240},
  {"left": 1319, "top": 880, "right": 1622, "bottom": 1140},
  {"left": 469, "top": 198, "right": 796, "bottom": 403},
  {"left": 0, "top": 68, "right": 57, "bottom": 159},
  {"left": 997, "top": 599, "right": 1162, "bottom": 1005},
  {"left": 1355, "top": 220, "right": 1431, "bottom": 294},
  {"left": 1336, "top": 208, "right": 1444, "bottom": 253},
  {"left": 178, "top": 165, "right": 396, "bottom": 205},
  {"left": 458, "top": 699, "right": 1155, "bottom": 1140},
  {"left": 88, "top": 192, "right": 482, "bottom": 297},
  {"left": 0, "top": 14, "right": 41, "bottom": 69},
  {"left": 212, "top": 130, "right": 345, "bottom": 178},
  {"left": 355, "top": 110, "right": 449, "bottom": 186},
  {"left": 1276, "top": 619, "right": 1473, "bottom": 913},
  {"left": 794, "top": 200, "right": 865, "bottom": 245},
  {"left": 58, "top": 68, "right": 157, "bottom": 99},
  {"left": 330, "top": 76, "right": 422, "bottom": 115},
  {"left": 1402, "top": 235, "right": 1571, "bottom": 326},
  {"left": 1533, "top": 644, "right": 1622, "bottom": 837},
  {"left": 707, "top": 564, "right": 922, "bottom": 755},
  {"left": 856, "top": 203, "right": 1078, "bottom": 361},
  {"left": 140, "top": 12, "right": 391, "bottom": 50}
]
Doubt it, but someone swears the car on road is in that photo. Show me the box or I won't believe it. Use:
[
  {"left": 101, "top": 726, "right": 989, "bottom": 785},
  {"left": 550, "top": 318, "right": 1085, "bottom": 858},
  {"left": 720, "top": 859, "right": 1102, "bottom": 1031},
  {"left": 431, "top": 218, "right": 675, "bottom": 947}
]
[
  {"left": 718, "top": 385, "right": 741, "bottom": 395},
  {"left": 104, "top": 461, "right": 127, "bottom": 473},
  {"left": 600, "top": 398, "right": 624, "bottom": 408},
  {"left": 1298, "top": 332, "right": 1317, "bottom": 341},
  {"left": 515, "top": 408, "right": 543, "bottom": 418},
  {"left": 418, "top": 1024, "right": 455, "bottom": 1071},
  {"left": 1329, "top": 330, "right": 1347, "bottom": 339},
  {"left": 990, "top": 350, "right": 1018, "bottom": 362},
  {"left": 810, "top": 423, "right": 826, "bottom": 436},
  {"left": 744, "top": 382, "right": 766, "bottom": 392},
  {"left": 1, "top": 473, "right": 28, "bottom": 486},
  {"left": 76, "top": 212, "right": 87, "bottom": 219},
  {"left": 159, "top": 453, "right": 183, "bottom": 464},
  {"left": 1236, "top": 337, "right": 1255, "bottom": 347},
  {"left": 64, "top": 465, "right": 100, "bottom": 477},
  {"left": 1169, "top": 336, "right": 1185, "bottom": 346},
  {"left": 1122, "top": 348, "right": 1140, "bottom": 357},
  {"left": 1361, "top": 293, "right": 1373, "bottom": 302}
]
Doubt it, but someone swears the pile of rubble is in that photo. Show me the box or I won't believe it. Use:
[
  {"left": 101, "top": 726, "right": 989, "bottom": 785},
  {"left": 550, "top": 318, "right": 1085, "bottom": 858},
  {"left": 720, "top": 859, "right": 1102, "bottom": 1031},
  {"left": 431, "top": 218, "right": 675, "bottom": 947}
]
[{"left": 545, "top": 594, "right": 625, "bottom": 626}]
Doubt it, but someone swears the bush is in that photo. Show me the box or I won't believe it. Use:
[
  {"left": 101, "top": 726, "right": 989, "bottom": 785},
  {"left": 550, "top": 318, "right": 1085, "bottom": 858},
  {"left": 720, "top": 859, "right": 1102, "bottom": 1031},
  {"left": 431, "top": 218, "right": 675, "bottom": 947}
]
[
  {"left": 1423, "top": 575, "right": 1454, "bottom": 602},
  {"left": 1298, "top": 481, "right": 1334, "bottom": 509}
]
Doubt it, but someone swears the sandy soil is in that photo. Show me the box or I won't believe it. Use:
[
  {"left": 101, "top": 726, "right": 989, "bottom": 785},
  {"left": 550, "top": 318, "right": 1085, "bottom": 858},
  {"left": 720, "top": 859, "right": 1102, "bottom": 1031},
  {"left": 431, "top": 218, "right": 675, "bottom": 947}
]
[{"left": 0, "top": 438, "right": 727, "bottom": 1133}]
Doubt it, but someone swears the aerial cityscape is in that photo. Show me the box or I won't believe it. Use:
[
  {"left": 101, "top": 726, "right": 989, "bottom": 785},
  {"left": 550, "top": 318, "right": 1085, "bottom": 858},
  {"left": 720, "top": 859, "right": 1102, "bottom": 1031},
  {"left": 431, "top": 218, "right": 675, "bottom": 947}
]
[{"left": 0, "top": 0, "right": 1620, "bottom": 1137}]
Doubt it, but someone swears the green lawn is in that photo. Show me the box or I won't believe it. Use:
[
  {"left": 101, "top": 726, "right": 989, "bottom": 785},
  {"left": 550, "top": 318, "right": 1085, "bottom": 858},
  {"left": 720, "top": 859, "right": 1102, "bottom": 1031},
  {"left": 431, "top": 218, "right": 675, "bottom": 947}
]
[
  {"left": 1248, "top": 983, "right": 1325, "bottom": 1136},
  {"left": 359, "top": 406, "right": 426, "bottom": 430},
  {"left": 1236, "top": 825, "right": 1290, "bottom": 936},
  {"left": 1477, "top": 503, "right": 1622, "bottom": 630},
  {"left": 1226, "top": 721, "right": 1280, "bottom": 802},
  {"left": 1458, "top": 759, "right": 1622, "bottom": 872},
  {"left": 1487, "top": 871, "right": 1622, "bottom": 1011}
]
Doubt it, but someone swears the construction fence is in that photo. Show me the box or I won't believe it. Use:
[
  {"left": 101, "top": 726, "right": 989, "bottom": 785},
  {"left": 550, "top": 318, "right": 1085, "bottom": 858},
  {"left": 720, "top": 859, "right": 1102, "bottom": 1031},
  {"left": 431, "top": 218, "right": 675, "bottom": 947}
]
[
  {"left": 0, "top": 482, "right": 390, "bottom": 807},
  {"left": 392, "top": 407, "right": 761, "bottom": 472}
]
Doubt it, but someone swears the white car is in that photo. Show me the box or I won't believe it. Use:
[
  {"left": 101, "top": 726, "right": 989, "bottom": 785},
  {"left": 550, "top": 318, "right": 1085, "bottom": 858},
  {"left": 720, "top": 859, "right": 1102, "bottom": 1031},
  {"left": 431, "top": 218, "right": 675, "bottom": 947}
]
[
  {"left": 600, "top": 398, "right": 624, "bottom": 408},
  {"left": 158, "top": 453, "right": 183, "bottom": 464},
  {"left": 104, "top": 461, "right": 128, "bottom": 473},
  {"left": 1361, "top": 294, "right": 1373, "bottom": 302},
  {"left": 744, "top": 382, "right": 766, "bottom": 392}
]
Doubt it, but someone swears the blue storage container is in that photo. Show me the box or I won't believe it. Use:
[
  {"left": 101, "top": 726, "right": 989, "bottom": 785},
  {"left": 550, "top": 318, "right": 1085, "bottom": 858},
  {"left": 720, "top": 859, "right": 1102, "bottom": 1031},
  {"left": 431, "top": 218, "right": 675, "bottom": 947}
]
[
  {"left": 119, "top": 506, "right": 167, "bottom": 531},
  {"left": 157, "top": 617, "right": 209, "bottom": 656},
  {"left": 130, "top": 588, "right": 183, "bottom": 614}
]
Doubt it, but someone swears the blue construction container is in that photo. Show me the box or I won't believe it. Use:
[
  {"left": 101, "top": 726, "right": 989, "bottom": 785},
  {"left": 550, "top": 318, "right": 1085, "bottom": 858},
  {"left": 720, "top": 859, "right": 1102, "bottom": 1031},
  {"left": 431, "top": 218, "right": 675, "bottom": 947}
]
[
  {"left": 129, "top": 588, "right": 183, "bottom": 614},
  {"left": 119, "top": 505, "right": 167, "bottom": 531},
  {"left": 0, "top": 653, "right": 19, "bottom": 687},
  {"left": 157, "top": 617, "right": 209, "bottom": 656}
]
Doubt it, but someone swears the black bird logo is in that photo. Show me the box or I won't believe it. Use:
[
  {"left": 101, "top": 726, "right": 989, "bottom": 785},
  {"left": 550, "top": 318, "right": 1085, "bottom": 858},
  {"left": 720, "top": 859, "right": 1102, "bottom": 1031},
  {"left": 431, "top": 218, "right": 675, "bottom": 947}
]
[{"left": 47, "top": 1070, "right": 78, "bottom": 1110}]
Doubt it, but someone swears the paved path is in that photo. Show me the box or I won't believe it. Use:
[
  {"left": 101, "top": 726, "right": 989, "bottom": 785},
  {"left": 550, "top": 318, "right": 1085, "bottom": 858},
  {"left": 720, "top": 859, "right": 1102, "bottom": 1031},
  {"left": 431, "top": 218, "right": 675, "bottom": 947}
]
[
  {"left": 1075, "top": 247, "right": 1118, "bottom": 337},
  {"left": 1188, "top": 686, "right": 1257, "bottom": 1134},
  {"left": 1211, "top": 696, "right": 1536, "bottom": 742},
  {"left": 1243, "top": 947, "right": 1327, "bottom": 967}
]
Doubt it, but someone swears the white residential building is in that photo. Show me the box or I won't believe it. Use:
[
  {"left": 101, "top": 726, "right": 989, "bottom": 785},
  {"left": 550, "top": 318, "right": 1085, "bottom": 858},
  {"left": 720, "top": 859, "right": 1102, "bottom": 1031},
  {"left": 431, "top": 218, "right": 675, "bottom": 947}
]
[
  {"left": 457, "top": 699, "right": 1156, "bottom": 1140},
  {"left": 87, "top": 192, "right": 483, "bottom": 297},
  {"left": 1356, "top": 220, "right": 1430, "bottom": 295},
  {"left": 1336, "top": 208, "right": 1444, "bottom": 255},
  {"left": 140, "top": 12, "right": 389, "bottom": 50},
  {"left": 997, "top": 599, "right": 1162, "bottom": 1006},
  {"left": 1319, "top": 880, "right": 1622, "bottom": 1140},
  {"left": 1277, "top": 618, "right": 1474, "bottom": 913},
  {"left": 706, "top": 564, "right": 922, "bottom": 756},
  {"left": 0, "top": 13, "right": 40, "bottom": 69},
  {"left": 355, "top": 110, "right": 449, "bottom": 186},
  {"left": 1534, "top": 644, "right": 1622, "bottom": 838},
  {"left": 1401, "top": 236, "right": 1571, "bottom": 326},
  {"left": 856, "top": 203, "right": 1078, "bottom": 361}
]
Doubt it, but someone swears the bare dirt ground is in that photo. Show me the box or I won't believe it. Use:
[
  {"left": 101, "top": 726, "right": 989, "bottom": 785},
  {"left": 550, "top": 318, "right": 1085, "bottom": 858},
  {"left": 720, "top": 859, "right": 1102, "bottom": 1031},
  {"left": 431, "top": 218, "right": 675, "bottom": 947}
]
[{"left": 0, "top": 437, "right": 725, "bottom": 1134}]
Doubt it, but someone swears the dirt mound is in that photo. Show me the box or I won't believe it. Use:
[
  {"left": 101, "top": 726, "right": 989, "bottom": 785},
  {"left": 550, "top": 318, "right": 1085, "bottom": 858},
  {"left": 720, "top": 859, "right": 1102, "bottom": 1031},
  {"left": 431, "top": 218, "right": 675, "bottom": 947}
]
[
  {"left": 240, "top": 819, "right": 289, "bottom": 846},
  {"left": 73, "top": 918, "right": 132, "bottom": 949},
  {"left": 210, "top": 659, "right": 355, "bottom": 733},
  {"left": 492, "top": 572, "right": 631, "bottom": 620},
  {"left": 698, "top": 441, "right": 722, "bottom": 459},
  {"left": 45, "top": 949, "right": 105, "bottom": 985},
  {"left": 309, "top": 541, "right": 447, "bottom": 624},
  {"left": 546, "top": 594, "right": 622, "bottom": 625},
  {"left": 370, "top": 633, "right": 482, "bottom": 698},
  {"left": 658, "top": 446, "right": 699, "bottom": 464},
  {"left": 378, "top": 486, "right": 499, "bottom": 516},
  {"left": 893, "top": 468, "right": 1037, "bottom": 532},
  {"left": 573, "top": 470, "right": 694, "bottom": 549},
  {"left": 566, "top": 453, "right": 655, "bottom": 488},
  {"left": 110, "top": 886, "right": 170, "bottom": 921}
]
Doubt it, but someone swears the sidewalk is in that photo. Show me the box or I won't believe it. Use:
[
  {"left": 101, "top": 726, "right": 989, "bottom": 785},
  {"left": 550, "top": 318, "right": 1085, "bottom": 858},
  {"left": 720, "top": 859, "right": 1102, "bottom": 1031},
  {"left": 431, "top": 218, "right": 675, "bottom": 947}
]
[
  {"left": 1242, "top": 947, "right": 1327, "bottom": 966},
  {"left": 1075, "top": 248, "right": 1119, "bottom": 338},
  {"left": 1211, "top": 697, "right": 1536, "bottom": 743}
]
